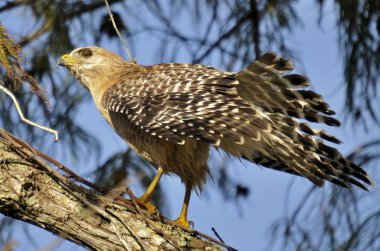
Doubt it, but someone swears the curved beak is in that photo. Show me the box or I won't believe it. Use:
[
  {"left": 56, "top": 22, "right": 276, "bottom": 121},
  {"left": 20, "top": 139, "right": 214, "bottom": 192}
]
[{"left": 57, "top": 54, "right": 76, "bottom": 69}]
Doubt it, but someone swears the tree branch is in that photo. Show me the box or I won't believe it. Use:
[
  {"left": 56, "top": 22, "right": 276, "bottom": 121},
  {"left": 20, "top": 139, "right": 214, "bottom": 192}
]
[
  {"left": 0, "top": 84, "right": 58, "bottom": 141},
  {"left": 104, "top": 0, "right": 135, "bottom": 63},
  {"left": 193, "top": 14, "right": 249, "bottom": 64},
  {"left": 0, "top": 129, "right": 228, "bottom": 250}
]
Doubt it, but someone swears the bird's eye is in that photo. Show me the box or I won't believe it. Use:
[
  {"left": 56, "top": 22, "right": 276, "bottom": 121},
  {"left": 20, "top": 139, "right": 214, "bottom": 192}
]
[{"left": 79, "top": 48, "right": 93, "bottom": 58}]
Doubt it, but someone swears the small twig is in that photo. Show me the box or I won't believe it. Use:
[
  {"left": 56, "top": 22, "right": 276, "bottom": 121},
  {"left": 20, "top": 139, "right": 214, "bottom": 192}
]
[
  {"left": 3, "top": 130, "right": 98, "bottom": 190},
  {"left": 103, "top": 0, "right": 135, "bottom": 63},
  {"left": 187, "top": 229, "right": 237, "bottom": 251},
  {"left": 18, "top": 21, "right": 51, "bottom": 47},
  {"left": 211, "top": 227, "right": 225, "bottom": 243},
  {"left": 0, "top": 84, "right": 58, "bottom": 141},
  {"left": 33, "top": 147, "right": 104, "bottom": 192}
]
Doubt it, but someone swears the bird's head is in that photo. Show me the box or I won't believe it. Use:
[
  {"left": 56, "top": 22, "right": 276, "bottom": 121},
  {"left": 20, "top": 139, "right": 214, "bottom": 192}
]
[{"left": 57, "top": 46, "right": 132, "bottom": 91}]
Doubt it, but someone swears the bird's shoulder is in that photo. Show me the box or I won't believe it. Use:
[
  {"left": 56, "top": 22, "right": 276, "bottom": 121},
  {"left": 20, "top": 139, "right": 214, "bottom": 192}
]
[
  {"left": 105, "top": 62, "right": 236, "bottom": 96},
  {"left": 139, "top": 62, "right": 235, "bottom": 81}
]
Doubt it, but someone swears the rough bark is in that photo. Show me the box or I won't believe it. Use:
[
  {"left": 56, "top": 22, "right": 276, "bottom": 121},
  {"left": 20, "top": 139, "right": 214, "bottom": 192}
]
[{"left": 0, "top": 130, "right": 229, "bottom": 251}]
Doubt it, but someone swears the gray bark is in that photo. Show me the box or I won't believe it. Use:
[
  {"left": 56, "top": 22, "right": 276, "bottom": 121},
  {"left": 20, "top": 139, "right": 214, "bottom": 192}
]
[{"left": 0, "top": 132, "right": 226, "bottom": 251}]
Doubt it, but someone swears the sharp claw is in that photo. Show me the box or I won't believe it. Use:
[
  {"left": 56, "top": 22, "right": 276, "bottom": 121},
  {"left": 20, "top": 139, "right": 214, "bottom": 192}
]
[
  {"left": 135, "top": 196, "right": 157, "bottom": 214},
  {"left": 172, "top": 217, "right": 192, "bottom": 228}
]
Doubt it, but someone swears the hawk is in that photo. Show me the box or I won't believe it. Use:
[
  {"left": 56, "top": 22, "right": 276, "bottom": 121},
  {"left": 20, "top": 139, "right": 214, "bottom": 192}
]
[{"left": 58, "top": 46, "right": 372, "bottom": 227}]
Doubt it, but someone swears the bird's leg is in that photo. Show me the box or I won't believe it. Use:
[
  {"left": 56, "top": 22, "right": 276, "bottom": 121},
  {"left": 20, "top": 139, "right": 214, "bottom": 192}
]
[
  {"left": 134, "top": 167, "right": 164, "bottom": 214},
  {"left": 173, "top": 182, "right": 192, "bottom": 228}
]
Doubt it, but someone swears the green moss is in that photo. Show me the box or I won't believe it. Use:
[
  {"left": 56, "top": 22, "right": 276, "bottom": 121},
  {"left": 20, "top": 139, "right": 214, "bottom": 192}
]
[{"left": 0, "top": 24, "right": 24, "bottom": 85}]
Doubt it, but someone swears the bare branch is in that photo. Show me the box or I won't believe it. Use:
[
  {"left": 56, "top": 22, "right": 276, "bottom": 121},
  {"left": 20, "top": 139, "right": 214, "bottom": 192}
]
[
  {"left": 0, "top": 84, "right": 58, "bottom": 141},
  {"left": 0, "top": 129, "right": 231, "bottom": 250},
  {"left": 18, "top": 21, "right": 51, "bottom": 47},
  {"left": 104, "top": 0, "right": 135, "bottom": 63}
]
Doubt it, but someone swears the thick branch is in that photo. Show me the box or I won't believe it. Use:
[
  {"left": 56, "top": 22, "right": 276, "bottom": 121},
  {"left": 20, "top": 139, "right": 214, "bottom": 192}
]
[{"left": 0, "top": 131, "right": 225, "bottom": 250}]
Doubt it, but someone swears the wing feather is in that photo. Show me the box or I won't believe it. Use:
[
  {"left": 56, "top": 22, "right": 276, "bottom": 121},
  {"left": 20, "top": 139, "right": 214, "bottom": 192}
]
[
  {"left": 100, "top": 60, "right": 372, "bottom": 190},
  {"left": 237, "top": 52, "right": 337, "bottom": 124},
  {"left": 101, "top": 66, "right": 271, "bottom": 147}
]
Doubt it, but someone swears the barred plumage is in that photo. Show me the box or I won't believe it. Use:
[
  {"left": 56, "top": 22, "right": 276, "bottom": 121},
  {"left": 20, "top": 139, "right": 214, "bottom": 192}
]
[{"left": 58, "top": 46, "right": 373, "bottom": 227}]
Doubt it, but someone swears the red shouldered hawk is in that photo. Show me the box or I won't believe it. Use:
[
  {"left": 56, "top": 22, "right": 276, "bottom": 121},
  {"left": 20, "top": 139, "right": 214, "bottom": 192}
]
[{"left": 58, "top": 46, "right": 372, "bottom": 227}]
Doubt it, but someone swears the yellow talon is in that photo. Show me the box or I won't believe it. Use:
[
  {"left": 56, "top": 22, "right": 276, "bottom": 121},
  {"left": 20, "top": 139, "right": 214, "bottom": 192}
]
[
  {"left": 135, "top": 196, "right": 157, "bottom": 214},
  {"left": 173, "top": 216, "right": 191, "bottom": 228},
  {"left": 172, "top": 182, "right": 193, "bottom": 228},
  {"left": 131, "top": 167, "right": 164, "bottom": 214}
]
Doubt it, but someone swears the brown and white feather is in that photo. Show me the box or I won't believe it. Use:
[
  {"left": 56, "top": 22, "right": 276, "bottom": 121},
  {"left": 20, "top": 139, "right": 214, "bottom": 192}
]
[{"left": 62, "top": 46, "right": 373, "bottom": 191}]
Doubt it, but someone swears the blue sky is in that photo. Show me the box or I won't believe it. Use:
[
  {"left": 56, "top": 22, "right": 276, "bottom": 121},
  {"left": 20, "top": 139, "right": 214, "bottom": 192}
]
[{"left": 2, "top": 1, "right": 379, "bottom": 251}]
